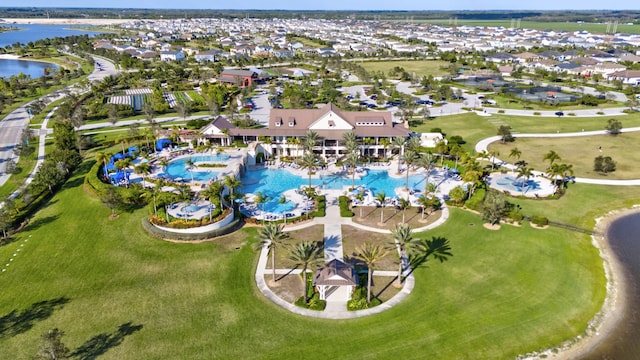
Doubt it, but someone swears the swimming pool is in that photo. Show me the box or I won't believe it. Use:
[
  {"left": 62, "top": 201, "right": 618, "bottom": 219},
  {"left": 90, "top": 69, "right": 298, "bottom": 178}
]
[
  {"left": 491, "top": 174, "right": 541, "bottom": 193},
  {"left": 240, "top": 168, "right": 426, "bottom": 199},
  {"left": 165, "top": 156, "right": 225, "bottom": 181}
]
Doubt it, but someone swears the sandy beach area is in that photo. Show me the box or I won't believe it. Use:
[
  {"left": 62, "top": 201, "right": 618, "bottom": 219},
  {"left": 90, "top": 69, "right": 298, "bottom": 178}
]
[
  {"left": 1, "top": 18, "right": 134, "bottom": 26},
  {"left": 523, "top": 206, "right": 640, "bottom": 359},
  {"left": 0, "top": 54, "right": 20, "bottom": 60}
]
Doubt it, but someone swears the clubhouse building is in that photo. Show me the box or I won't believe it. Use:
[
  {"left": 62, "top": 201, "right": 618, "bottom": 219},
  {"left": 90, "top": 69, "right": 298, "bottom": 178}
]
[{"left": 200, "top": 103, "right": 411, "bottom": 161}]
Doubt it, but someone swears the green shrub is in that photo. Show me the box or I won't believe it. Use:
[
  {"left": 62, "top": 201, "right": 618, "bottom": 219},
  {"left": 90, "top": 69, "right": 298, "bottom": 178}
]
[
  {"left": 347, "top": 286, "right": 381, "bottom": 311},
  {"left": 339, "top": 196, "right": 354, "bottom": 217},
  {"left": 530, "top": 215, "right": 549, "bottom": 227},
  {"left": 310, "top": 195, "right": 326, "bottom": 217},
  {"left": 568, "top": 112, "right": 576, "bottom": 116},
  {"left": 464, "top": 188, "right": 486, "bottom": 211},
  {"left": 294, "top": 293, "right": 326, "bottom": 311},
  {"left": 533, "top": 112, "right": 541, "bottom": 116},
  {"left": 597, "top": 111, "right": 605, "bottom": 115},
  {"left": 507, "top": 210, "right": 524, "bottom": 223}
]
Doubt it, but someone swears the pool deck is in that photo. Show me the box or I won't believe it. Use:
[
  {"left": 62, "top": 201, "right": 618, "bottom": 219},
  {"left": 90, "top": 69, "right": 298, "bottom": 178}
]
[
  {"left": 487, "top": 171, "right": 556, "bottom": 198},
  {"left": 166, "top": 200, "right": 216, "bottom": 220}
]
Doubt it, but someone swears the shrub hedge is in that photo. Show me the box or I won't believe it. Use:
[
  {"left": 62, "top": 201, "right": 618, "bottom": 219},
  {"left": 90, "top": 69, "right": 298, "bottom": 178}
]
[
  {"left": 339, "top": 196, "right": 354, "bottom": 217},
  {"left": 141, "top": 216, "right": 243, "bottom": 241}
]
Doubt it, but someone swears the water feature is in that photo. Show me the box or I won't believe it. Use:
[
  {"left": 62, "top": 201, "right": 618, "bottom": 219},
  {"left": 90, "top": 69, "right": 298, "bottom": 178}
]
[
  {"left": 488, "top": 173, "right": 547, "bottom": 195},
  {"left": 584, "top": 213, "right": 640, "bottom": 359},
  {"left": 164, "top": 155, "right": 230, "bottom": 182},
  {"left": 0, "top": 58, "right": 59, "bottom": 79},
  {"left": 240, "top": 168, "right": 425, "bottom": 199},
  {"left": 0, "top": 24, "right": 104, "bottom": 47}
]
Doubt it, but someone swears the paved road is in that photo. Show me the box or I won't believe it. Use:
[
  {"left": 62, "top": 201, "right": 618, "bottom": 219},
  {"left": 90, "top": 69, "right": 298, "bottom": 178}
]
[{"left": 0, "top": 54, "right": 119, "bottom": 188}]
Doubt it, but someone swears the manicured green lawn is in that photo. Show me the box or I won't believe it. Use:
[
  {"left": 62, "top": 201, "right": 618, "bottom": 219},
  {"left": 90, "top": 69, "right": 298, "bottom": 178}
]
[
  {"left": 361, "top": 60, "right": 450, "bottom": 78},
  {"left": 509, "top": 182, "right": 640, "bottom": 229},
  {"left": 0, "top": 167, "right": 605, "bottom": 359},
  {"left": 412, "top": 113, "right": 498, "bottom": 152},
  {"left": 498, "top": 113, "right": 640, "bottom": 134},
  {"left": 488, "top": 132, "right": 640, "bottom": 179}
]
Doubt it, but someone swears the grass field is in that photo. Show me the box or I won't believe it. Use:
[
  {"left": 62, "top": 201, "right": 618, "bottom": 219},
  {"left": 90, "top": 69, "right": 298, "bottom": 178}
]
[
  {"left": 406, "top": 19, "right": 640, "bottom": 35},
  {"left": 0, "top": 165, "right": 605, "bottom": 359},
  {"left": 412, "top": 113, "right": 498, "bottom": 152},
  {"left": 360, "top": 60, "right": 450, "bottom": 78},
  {"left": 411, "top": 112, "right": 640, "bottom": 154},
  {"left": 488, "top": 131, "right": 640, "bottom": 180}
]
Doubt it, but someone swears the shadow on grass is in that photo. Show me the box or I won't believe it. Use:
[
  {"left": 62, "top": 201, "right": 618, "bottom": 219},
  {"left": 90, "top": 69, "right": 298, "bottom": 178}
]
[
  {"left": 22, "top": 214, "right": 59, "bottom": 232},
  {"left": 0, "top": 297, "right": 70, "bottom": 339},
  {"left": 71, "top": 322, "right": 143, "bottom": 360},
  {"left": 374, "top": 276, "right": 398, "bottom": 300}
]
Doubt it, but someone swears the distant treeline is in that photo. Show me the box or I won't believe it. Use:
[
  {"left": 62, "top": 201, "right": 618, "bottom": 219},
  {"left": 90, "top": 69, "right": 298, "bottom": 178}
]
[{"left": 0, "top": 8, "right": 638, "bottom": 22}]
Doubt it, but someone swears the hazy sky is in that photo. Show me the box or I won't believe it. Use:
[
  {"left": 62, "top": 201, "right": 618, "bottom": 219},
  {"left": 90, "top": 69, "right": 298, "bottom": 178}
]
[{"left": 12, "top": 1, "right": 640, "bottom": 11}]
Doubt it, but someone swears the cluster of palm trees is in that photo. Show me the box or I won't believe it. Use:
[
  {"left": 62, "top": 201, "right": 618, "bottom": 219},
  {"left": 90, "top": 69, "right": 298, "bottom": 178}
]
[
  {"left": 354, "top": 223, "right": 452, "bottom": 304},
  {"left": 508, "top": 148, "right": 574, "bottom": 194},
  {"left": 257, "top": 221, "right": 452, "bottom": 307}
]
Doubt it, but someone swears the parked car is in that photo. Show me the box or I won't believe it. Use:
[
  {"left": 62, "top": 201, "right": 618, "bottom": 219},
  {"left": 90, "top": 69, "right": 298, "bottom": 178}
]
[{"left": 555, "top": 111, "right": 564, "bottom": 116}]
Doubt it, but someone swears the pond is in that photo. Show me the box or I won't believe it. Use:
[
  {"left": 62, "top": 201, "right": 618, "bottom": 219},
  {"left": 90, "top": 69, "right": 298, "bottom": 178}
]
[
  {"left": 0, "top": 58, "right": 59, "bottom": 79},
  {"left": 0, "top": 23, "right": 104, "bottom": 48}
]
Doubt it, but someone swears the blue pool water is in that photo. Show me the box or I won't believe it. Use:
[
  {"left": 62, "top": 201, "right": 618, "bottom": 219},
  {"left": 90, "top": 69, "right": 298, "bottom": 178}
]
[
  {"left": 182, "top": 205, "right": 203, "bottom": 213},
  {"left": 262, "top": 200, "right": 296, "bottom": 214},
  {"left": 240, "top": 168, "right": 426, "bottom": 199},
  {"left": 165, "top": 155, "right": 228, "bottom": 181},
  {"left": 492, "top": 175, "right": 541, "bottom": 193}
]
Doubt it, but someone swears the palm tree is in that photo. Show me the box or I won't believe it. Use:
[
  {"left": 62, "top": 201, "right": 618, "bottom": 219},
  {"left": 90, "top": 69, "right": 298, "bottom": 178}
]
[
  {"left": 415, "top": 152, "right": 433, "bottom": 193},
  {"left": 158, "top": 158, "right": 169, "bottom": 173},
  {"left": 253, "top": 191, "right": 270, "bottom": 223},
  {"left": 114, "top": 134, "right": 129, "bottom": 155},
  {"left": 223, "top": 175, "right": 243, "bottom": 201},
  {"left": 288, "top": 241, "right": 323, "bottom": 304},
  {"left": 286, "top": 136, "right": 301, "bottom": 156},
  {"left": 345, "top": 151, "right": 359, "bottom": 190},
  {"left": 342, "top": 130, "right": 358, "bottom": 154},
  {"left": 402, "top": 149, "right": 419, "bottom": 190},
  {"left": 134, "top": 162, "right": 152, "bottom": 186},
  {"left": 508, "top": 147, "right": 522, "bottom": 161},
  {"left": 185, "top": 158, "right": 196, "bottom": 182},
  {"left": 257, "top": 222, "right": 288, "bottom": 282},
  {"left": 375, "top": 191, "right": 386, "bottom": 224},
  {"left": 397, "top": 197, "right": 410, "bottom": 224},
  {"left": 202, "top": 180, "right": 223, "bottom": 209},
  {"left": 142, "top": 127, "right": 155, "bottom": 153},
  {"left": 379, "top": 138, "right": 391, "bottom": 160},
  {"left": 543, "top": 150, "right": 561, "bottom": 169},
  {"left": 391, "top": 223, "right": 418, "bottom": 286},
  {"left": 303, "top": 130, "right": 320, "bottom": 152},
  {"left": 417, "top": 195, "right": 441, "bottom": 221},
  {"left": 516, "top": 166, "right": 534, "bottom": 194},
  {"left": 355, "top": 242, "right": 388, "bottom": 303},
  {"left": 95, "top": 151, "right": 112, "bottom": 178},
  {"left": 392, "top": 136, "right": 406, "bottom": 174},
  {"left": 299, "top": 152, "right": 317, "bottom": 188}
]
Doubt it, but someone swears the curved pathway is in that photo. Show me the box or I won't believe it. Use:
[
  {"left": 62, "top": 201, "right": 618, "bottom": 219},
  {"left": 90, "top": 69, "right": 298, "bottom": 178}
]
[
  {"left": 254, "top": 187, "right": 450, "bottom": 319},
  {"left": 475, "top": 127, "right": 640, "bottom": 186}
]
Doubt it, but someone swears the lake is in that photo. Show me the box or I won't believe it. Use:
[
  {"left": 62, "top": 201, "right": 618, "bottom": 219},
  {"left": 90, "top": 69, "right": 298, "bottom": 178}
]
[
  {"left": 583, "top": 213, "right": 640, "bottom": 359},
  {"left": 0, "top": 58, "right": 59, "bottom": 79},
  {"left": 0, "top": 23, "right": 103, "bottom": 78},
  {"left": 0, "top": 23, "right": 104, "bottom": 48}
]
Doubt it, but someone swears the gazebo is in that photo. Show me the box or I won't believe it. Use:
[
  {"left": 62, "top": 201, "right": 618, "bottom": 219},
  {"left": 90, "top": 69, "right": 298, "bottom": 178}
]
[{"left": 313, "top": 259, "right": 357, "bottom": 301}]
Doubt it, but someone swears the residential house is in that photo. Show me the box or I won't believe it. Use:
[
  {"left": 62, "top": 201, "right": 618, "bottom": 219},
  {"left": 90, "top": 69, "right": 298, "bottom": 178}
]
[
  {"left": 160, "top": 51, "right": 185, "bottom": 61},
  {"left": 607, "top": 70, "right": 640, "bottom": 85},
  {"left": 218, "top": 69, "right": 259, "bottom": 87}
]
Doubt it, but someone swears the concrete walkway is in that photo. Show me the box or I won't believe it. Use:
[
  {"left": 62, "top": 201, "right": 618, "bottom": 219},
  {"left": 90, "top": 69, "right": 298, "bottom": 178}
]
[
  {"left": 254, "top": 187, "right": 451, "bottom": 319},
  {"left": 475, "top": 127, "right": 640, "bottom": 186}
]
